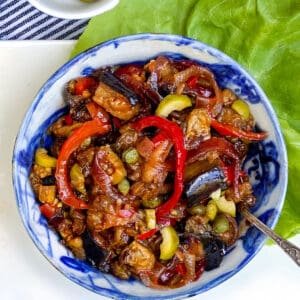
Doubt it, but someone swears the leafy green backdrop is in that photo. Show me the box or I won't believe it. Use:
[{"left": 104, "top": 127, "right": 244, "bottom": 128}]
[{"left": 71, "top": 0, "right": 300, "bottom": 239}]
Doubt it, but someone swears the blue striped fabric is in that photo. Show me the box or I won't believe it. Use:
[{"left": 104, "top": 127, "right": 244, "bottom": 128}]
[{"left": 0, "top": 0, "right": 89, "bottom": 40}]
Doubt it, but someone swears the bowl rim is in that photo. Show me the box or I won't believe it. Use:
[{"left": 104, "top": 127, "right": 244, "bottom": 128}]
[
  {"left": 27, "top": 0, "right": 119, "bottom": 20},
  {"left": 12, "top": 33, "right": 288, "bottom": 299}
]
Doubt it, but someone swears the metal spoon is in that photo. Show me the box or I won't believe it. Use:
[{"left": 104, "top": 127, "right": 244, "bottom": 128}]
[{"left": 239, "top": 204, "right": 300, "bottom": 267}]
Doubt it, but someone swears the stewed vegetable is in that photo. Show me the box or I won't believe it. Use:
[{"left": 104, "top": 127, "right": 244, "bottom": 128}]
[{"left": 29, "top": 56, "right": 266, "bottom": 289}]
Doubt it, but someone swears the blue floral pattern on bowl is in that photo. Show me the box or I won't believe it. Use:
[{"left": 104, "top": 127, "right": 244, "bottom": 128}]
[{"left": 12, "top": 34, "right": 287, "bottom": 299}]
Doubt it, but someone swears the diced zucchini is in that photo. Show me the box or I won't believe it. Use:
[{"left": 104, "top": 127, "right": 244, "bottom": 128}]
[
  {"left": 160, "top": 226, "right": 179, "bottom": 260},
  {"left": 117, "top": 178, "right": 130, "bottom": 195},
  {"left": 145, "top": 209, "right": 156, "bottom": 229},
  {"left": 81, "top": 137, "right": 91, "bottom": 147},
  {"left": 214, "top": 196, "right": 236, "bottom": 217},
  {"left": 231, "top": 99, "right": 250, "bottom": 120},
  {"left": 70, "top": 163, "right": 86, "bottom": 195},
  {"left": 206, "top": 200, "right": 218, "bottom": 221},
  {"left": 210, "top": 188, "right": 222, "bottom": 200},
  {"left": 155, "top": 94, "right": 192, "bottom": 117},
  {"left": 35, "top": 148, "right": 57, "bottom": 168}
]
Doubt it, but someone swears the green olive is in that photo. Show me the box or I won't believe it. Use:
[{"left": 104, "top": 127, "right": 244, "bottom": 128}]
[
  {"left": 142, "top": 196, "right": 163, "bottom": 208},
  {"left": 187, "top": 204, "right": 207, "bottom": 215},
  {"left": 213, "top": 214, "right": 230, "bottom": 233}
]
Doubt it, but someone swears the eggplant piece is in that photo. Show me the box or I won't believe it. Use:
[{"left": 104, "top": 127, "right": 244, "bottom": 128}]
[
  {"left": 63, "top": 88, "right": 92, "bottom": 122},
  {"left": 200, "top": 236, "right": 226, "bottom": 271},
  {"left": 184, "top": 167, "right": 227, "bottom": 207},
  {"left": 82, "top": 230, "right": 112, "bottom": 273},
  {"left": 94, "top": 116, "right": 121, "bottom": 146},
  {"left": 180, "top": 233, "right": 227, "bottom": 271},
  {"left": 41, "top": 175, "right": 56, "bottom": 186},
  {"left": 96, "top": 70, "right": 139, "bottom": 106}
]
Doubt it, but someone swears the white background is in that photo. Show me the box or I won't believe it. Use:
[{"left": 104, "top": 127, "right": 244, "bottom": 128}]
[{"left": 0, "top": 41, "right": 299, "bottom": 299}]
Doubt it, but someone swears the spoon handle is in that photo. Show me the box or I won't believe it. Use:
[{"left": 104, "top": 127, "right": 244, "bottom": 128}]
[{"left": 240, "top": 206, "right": 300, "bottom": 267}]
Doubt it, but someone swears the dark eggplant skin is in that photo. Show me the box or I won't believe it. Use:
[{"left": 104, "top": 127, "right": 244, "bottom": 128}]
[
  {"left": 179, "top": 233, "right": 227, "bottom": 271},
  {"left": 41, "top": 175, "right": 56, "bottom": 186},
  {"left": 200, "top": 236, "right": 227, "bottom": 271},
  {"left": 95, "top": 70, "right": 139, "bottom": 106},
  {"left": 82, "top": 231, "right": 112, "bottom": 273},
  {"left": 184, "top": 167, "right": 227, "bottom": 207}
]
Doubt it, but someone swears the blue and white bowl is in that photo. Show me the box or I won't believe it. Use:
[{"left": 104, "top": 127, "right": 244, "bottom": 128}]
[{"left": 12, "top": 34, "right": 287, "bottom": 299}]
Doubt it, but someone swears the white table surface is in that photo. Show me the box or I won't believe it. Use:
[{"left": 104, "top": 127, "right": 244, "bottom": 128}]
[{"left": 0, "top": 40, "right": 299, "bottom": 300}]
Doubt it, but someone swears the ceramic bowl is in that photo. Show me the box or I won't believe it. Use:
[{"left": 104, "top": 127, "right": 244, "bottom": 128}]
[
  {"left": 12, "top": 33, "right": 287, "bottom": 299},
  {"left": 28, "top": 0, "right": 119, "bottom": 19}
]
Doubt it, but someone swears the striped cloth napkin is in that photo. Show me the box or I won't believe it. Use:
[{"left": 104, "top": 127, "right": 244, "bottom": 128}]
[{"left": 0, "top": 0, "right": 88, "bottom": 40}]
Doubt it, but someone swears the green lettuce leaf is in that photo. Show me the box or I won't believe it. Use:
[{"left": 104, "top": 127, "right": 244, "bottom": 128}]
[{"left": 71, "top": 0, "right": 300, "bottom": 239}]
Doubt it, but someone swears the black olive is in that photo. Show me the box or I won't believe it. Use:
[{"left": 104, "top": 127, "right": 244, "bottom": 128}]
[
  {"left": 41, "top": 175, "right": 56, "bottom": 186},
  {"left": 201, "top": 236, "right": 227, "bottom": 271}
]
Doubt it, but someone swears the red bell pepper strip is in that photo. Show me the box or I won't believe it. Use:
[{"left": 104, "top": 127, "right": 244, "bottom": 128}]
[
  {"left": 40, "top": 203, "right": 57, "bottom": 219},
  {"left": 187, "top": 137, "right": 241, "bottom": 198},
  {"left": 131, "top": 116, "right": 186, "bottom": 222},
  {"left": 137, "top": 228, "right": 159, "bottom": 240},
  {"left": 86, "top": 101, "right": 110, "bottom": 122},
  {"left": 74, "top": 77, "right": 97, "bottom": 95},
  {"left": 136, "top": 215, "right": 176, "bottom": 240},
  {"left": 151, "top": 130, "right": 171, "bottom": 146},
  {"left": 64, "top": 113, "right": 73, "bottom": 125},
  {"left": 186, "top": 76, "right": 198, "bottom": 89},
  {"left": 220, "top": 160, "right": 246, "bottom": 186},
  {"left": 176, "top": 263, "right": 187, "bottom": 277},
  {"left": 221, "top": 163, "right": 235, "bottom": 186},
  {"left": 187, "top": 76, "right": 214, "bottom": 99},
  {"left": 114, "top": 64, "right": 144, "bottom": 78},
  {"left": 112, "top": 117, "right": 121, "bottom": 129},
  {"left": 211, "top": 119, "right": 267, "bottom": 141},
  {"left": 195, "top": 259, "right": 205, "bottom": 280},
  {"left": 156, "top": 215, "right": 177, "bottom": 227},
  {"left": 55, "top": 105, "right": 111, "bottom": 209}
]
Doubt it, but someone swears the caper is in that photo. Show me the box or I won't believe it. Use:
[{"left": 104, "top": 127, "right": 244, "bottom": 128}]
[{"left": 122, "top": 147, "right": 140, "bottom": 164}]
